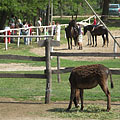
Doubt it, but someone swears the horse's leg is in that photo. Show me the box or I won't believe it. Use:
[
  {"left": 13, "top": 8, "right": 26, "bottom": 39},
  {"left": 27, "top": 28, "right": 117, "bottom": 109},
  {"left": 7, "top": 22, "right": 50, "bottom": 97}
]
[
  {"left": 80, "top": 89, "right": 84, "bottom": 111},
  {"left": 70, "top": 38, "right": 72, "bottom": 49},
  {"left": 87, "top": 32, "right": 92, "bottom": 45},
  {"left": 67, "top": 38, "right": 70, "bottom": 49},
  {"left": 87, "top": 34, "right": 89, "bottom": 45},
  {"left": 102, "top": 35, "right": 105, "bottom": 47},
  {"left": 92, "top": 35, "right": 94, "bottom": 47},
  {"left": 73, "top": 38, "right": 76, "bottom": 49},
  {"left": 90, "top": 34, "right": 92, "bottom": 45},
  {"left": 95, "top": 35, "right": 97, "bottom": 47},
  {"left": 75, "top": 37, "right": 78, "bottom": 49}
]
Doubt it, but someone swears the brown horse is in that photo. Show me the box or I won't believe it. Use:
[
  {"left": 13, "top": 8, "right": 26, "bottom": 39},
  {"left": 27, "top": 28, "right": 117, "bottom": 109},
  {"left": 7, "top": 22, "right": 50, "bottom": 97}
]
[{"left": 65, "top": 20, "right": 79, "bottom": 49}]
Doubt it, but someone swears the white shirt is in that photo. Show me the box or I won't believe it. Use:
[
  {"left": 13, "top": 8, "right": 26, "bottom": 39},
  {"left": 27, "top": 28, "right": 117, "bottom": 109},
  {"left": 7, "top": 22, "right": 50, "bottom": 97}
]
[
  {"left": 56, "top": 24, "right": 61, "bottom": 41},
  {"left": 37, "top": 20, "right": 42, "bottom": 26}
]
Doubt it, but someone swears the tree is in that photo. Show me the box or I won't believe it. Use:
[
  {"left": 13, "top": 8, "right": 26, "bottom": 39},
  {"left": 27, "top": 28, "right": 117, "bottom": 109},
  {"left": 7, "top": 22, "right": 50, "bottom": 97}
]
[
  {"left": 0, "top": 0, "right": 48, "bottom": 29},
  {"left": 101, "top": 0, "right": 110, "bottom": 21}
]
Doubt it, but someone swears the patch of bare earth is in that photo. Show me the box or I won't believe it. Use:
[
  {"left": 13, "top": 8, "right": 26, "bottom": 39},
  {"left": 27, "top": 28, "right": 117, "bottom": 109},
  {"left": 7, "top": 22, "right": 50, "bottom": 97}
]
[
  {"left": 0, "top": 98, "right": 120, "bottom": 120},
  {"left": 31, "top": 30, "right": 120, "bottom": 61}
]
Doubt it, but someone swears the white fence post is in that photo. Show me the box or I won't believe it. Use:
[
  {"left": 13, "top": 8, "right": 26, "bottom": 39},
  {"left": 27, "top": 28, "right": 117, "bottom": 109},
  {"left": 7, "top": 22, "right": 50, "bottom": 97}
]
[
  {"left": 37, "top": 28, "right": 39, "bottom": 42},
  {"left": 17, "top": 30, "right": 20, "bottom": 47},
  {"left": 28, "top": 28, "right": 30, "bottom": 45},
  {"left": 5, "top": 31, "right": 8, "bottom": 50}
]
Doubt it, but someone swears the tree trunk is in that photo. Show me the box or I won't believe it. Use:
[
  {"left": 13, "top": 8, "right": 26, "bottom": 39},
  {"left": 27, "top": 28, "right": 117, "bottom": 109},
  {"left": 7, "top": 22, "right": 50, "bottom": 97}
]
[
  {"left": 0, "top": 10, "right": 8, "bottom": 30},
  {"left": 101, "top": 0, "right": 110, "bottom": 21},
  {"left": 45, "top": 6, "right": 49, "bottom": 26}
]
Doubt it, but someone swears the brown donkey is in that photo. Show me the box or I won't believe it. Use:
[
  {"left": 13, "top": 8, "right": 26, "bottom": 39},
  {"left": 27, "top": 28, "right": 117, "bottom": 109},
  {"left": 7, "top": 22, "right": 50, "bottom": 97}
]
[{"left": 67, "top": 64, "right": 114, "bottom": 112}]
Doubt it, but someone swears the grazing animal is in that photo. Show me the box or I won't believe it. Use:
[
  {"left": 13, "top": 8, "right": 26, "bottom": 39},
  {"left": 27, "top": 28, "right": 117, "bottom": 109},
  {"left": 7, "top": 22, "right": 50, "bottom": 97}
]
[
  {"left": 65, "top": 20, "right": 79, "bottom": 49},
  {"left": 84, "top": 25, "right": 109, "bottom": 47},
  {"left": 67, "top": 64, "right": 113, "bottom": 112}
]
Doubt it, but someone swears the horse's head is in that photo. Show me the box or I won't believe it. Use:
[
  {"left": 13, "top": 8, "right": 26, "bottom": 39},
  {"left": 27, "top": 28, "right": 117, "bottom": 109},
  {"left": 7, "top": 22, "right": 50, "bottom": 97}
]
[
  {"left": 83, "top": 26, "right": 88, "bottom": 35},
  {"left": 69, "top": 20, "right": 77, "bottom": 27},
  {"left": 84, "top": 25, "right": 93, "bottom": 35}
]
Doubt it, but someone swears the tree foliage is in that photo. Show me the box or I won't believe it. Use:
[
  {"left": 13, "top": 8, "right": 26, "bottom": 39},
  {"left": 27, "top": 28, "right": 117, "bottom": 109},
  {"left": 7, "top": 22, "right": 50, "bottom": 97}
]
[{"left": 0, "top": 0, "right": 120, "bottom": 29}]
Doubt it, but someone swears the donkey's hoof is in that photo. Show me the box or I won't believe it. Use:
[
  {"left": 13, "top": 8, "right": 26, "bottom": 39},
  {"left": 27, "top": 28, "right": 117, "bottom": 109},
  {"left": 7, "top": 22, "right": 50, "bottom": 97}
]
[
  {"left": 75, "top": 104, "right": 80, "bottom": 108},
  {"left": 66, "top": 108, "right": 70, "bottom": 112}
]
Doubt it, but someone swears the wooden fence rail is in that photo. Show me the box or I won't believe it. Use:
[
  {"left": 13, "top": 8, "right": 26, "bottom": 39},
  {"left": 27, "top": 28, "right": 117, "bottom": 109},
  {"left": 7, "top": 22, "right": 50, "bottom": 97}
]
[
  {"left": 52, "top": 67, "right": 120, "bottom": 75},
  {"left": 0, "top": 73, "right": 46, "bottom": 79},
  {"left": 51, "top": 52, "right": 120, "bottom": 57},
  {"left": 0, "top": 55, "right": 46, "bottom": 61}
]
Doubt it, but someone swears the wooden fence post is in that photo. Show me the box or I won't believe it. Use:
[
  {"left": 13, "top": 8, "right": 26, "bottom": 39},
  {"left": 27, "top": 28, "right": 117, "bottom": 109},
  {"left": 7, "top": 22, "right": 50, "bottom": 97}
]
[
  {"left": 45, "top": 38, "right": 52, "bottom": 104},
  {"left": 57, "top": 56, "right": 61, "bottom": 83}
]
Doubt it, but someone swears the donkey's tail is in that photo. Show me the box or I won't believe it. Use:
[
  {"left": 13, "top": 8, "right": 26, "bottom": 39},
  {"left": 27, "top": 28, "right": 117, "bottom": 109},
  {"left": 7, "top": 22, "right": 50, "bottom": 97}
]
[{"left": 109, "top": 70, "right": 114, "bottom": 88}]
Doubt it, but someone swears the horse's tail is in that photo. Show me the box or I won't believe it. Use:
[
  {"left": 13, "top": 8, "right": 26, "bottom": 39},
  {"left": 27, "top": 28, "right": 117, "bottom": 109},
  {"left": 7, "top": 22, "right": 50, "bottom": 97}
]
[{"left": 106, "top": 31, "right": 109, "bottom": 47}]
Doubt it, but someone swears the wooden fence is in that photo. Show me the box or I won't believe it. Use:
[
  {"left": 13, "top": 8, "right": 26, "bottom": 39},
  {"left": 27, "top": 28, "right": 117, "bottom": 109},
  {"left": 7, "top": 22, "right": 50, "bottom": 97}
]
[
  {"left": 51, "top": 52, "right": 120, "bottom": 82},
  {"left": 0, "top": 38, "right": 59, "bottom": 104},
  {"left": 0, "top": 39, "right": 120, "bottom": 104}
]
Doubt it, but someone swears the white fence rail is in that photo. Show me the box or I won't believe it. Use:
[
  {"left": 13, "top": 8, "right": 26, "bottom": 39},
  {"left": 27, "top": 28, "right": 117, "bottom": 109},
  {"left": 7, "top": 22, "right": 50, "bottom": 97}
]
[{"left": 0, "top": 26, "right": 55, "bottom": 50}]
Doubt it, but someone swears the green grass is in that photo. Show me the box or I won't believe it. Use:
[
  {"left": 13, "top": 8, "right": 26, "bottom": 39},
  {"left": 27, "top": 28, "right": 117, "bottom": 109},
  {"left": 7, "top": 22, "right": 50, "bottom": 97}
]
[{"left": 49, "top": 105, "right": 120, "bottom": 120}]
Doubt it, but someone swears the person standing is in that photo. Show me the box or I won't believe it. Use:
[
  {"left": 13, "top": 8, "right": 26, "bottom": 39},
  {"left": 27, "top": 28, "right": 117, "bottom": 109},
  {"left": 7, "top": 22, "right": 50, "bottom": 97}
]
[
  {"left": 55, "top": 21, "right": 61, "bottom": 41},
  {"left": 37, "top": 17, "right": 42, "bottom": 26},
  {"left": 23, "top": 21, "right": 28, "bottom": 45},
  {"left": 78, "top": 24, "right": 83, "bottom": 50},
  {"left": 37, "top": 17, "right": 42, "bottom": 41}
]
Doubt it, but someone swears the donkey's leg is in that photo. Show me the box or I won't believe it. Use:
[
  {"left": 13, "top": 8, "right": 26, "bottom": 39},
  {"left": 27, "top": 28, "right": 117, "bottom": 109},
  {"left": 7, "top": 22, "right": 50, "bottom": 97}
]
[
  {"left": 67, "top": 87, "right": 76, "bottom": 111},
  {"left": 80, "top": 89, "right": 84, "bottom": 111},
  {"left": 102, "top": 35, "right": 105, "bottom": 47},
  {"left": 100, "top": 82, "right": 111, "bottom": 112},
  {"left": 73, "top": 89, "right": 80, "bottom": 108}
]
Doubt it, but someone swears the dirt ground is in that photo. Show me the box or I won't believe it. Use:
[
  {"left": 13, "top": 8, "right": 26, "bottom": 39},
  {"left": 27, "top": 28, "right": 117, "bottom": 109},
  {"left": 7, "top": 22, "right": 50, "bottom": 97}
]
[
  {"left": 0, "top": 30, "right": 120, "bottom": 120},
  {"left": 0, "top": 98, "right": 120, "bottom": 120}
]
